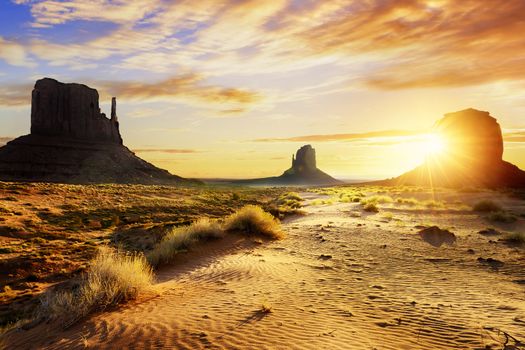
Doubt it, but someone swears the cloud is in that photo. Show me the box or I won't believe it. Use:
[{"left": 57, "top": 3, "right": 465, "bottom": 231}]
[
  {"left": 292, "top": 0, "right": 525, "bottom": 89},
  {"left": 7, "top": 0, "right": 525, "bottom": 91},
  {"left": 0, "top": 75, "right": 260, "bottom": 109},
  {"left": 0, "top": 137, "right": 14, "bottom": 145},
  {"left": 0, "top": 83, "right": 32, "bottom": 106},
  {"left": 99, "top": 74, "right": 260, "bottom": 108},
  {"left": 503, "top": 131, "right": 525, "bottom": 143},
  {"left": 252, "top": 130, "right": 423, "bottom": 143},
  {"left": 16, "top": 0, "right": 161, "bottom": 27},
  {"left": 0, "top": 37, "right": 34, "bottom": 67},
  {"left": 132, "top": 148, "right": 199, "bottom": 154}
]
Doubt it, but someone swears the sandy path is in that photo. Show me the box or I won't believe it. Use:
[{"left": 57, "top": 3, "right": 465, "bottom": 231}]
[{"left": 6, "top": 193, "right": 525, "bottom": 349}]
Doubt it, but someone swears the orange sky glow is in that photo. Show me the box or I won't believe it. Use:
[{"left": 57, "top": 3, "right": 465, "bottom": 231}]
[{"left": 1, "top": 1, "right": 524, "bottom": 179}]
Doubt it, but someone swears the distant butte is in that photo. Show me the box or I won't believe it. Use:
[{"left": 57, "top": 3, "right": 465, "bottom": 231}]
[
  {"left": 381, "top": 108, "right": 525, "bottom": 188},
  {"left": 0, "top": 78, "right": 200, "bottom": 185},
  {"left": 234, "top": 144, "right": 342, "bottom": 186}
]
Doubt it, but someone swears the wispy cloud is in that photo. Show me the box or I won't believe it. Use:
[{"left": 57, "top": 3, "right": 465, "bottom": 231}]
[
  {"left": 0, "top": 83, "right": 32, "bottom": 106},
  {"left": 100, "top": 74, "right": 260, "bottom": 106},
  {"left": 0, "top": 136, "right": 14, "bottom": 145},
  {"left": 252, "top": 128, "right": 525, "bottom": 146},
  {"left": 0, "top": 75, "right": 260, "bottom": 110},
  {"left": 7, "top": 0, "right": 525, "bottom": 91},
  {"left": 0, "top": 37, "right": 34, "bottom": 67},
  {"left": 504, "top": 131, "right": 525, "bottom": 143},
  {"left": 132, "top": 148, "right": 200, "bottom": 154},
  {"left": 252, "top": 130, "right": 423, "bottom": 143}
]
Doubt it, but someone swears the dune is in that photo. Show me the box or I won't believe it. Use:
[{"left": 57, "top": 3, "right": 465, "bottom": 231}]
[{"left": 4, "top": 190, "right": 525, "bottom": 349}]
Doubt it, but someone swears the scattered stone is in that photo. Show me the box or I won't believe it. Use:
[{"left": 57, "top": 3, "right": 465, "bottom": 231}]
[
  {"left": 418, "top": 226, "right": 456, "bottom": 247},
  {"left": 477, "top": 257, "right": 505, "bottom": 268},
  {"left": 478, "top": 228, "right": 501, "bottom": 236},
  {"left": 319, "top": 254, "right": 332, "bottom": 260},
  {"left": 467, "top": 248, "right": 475, "bottom": 254}
]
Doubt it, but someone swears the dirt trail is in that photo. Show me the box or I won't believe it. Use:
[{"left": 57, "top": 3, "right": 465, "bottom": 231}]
[{"left": 6, "top": 193, "right": 525, "bottom": 349}]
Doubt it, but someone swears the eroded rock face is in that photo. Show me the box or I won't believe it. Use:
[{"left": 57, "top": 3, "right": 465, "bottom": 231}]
[
  {"left": 434, "top": 108, "right": 503, "bottom": 166},
  {"left": 232, "top": 144, "right": 341, "bottom": 185},
  {"left": 292, "top": 145, "right": 317, "bottom": 172},
  {"left": 384, "top": 108, "right": 525, "bottom": 188},
  {"left": 0, "top": 78, "right": 197, "bottom": 185},
  {"left": 31, "top": 78, "right": 122, "bottom": 144}
]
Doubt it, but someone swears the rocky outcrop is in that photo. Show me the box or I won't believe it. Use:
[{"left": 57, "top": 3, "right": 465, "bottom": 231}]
[
  {"left": 31, "top": 78, "right": 122, "bottom": 144},
  {"left": 381, "top": 108, "right": 525, "bottom": 188},
  {"left": 0, "top": 78, "right": 199, "bottom": 185},
  {"left": 233, "top": 144, "right": 341, "bottom": 186},
  {"left": 291, "top": 145, "right": 317, "bottom": 172}
]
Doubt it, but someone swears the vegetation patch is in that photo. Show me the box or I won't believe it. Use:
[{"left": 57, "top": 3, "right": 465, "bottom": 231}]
[
  {"left": 473, "top": 200, "right": 503, "bottom": 213},
  {"left": 363, "top": 203, "right": 379, "bottom": 213},
  {"left": 488, "top": 211, "right": 517, "bottom": 223},
  {"left": 147, "top": 218, "right": 223, "bottom": 267},
  {"left": 39, "top": 247, "right": 153, "bottom": 328},
  {"left": 503, "top": 232, "right": 525, "bottom": 245},
  {"left": 224, "top": 205, "right": 284, "bottom": 240}
]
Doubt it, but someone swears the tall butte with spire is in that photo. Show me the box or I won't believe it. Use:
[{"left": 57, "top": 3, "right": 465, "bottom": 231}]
[
  {"left": 0, "top": 77, "right": 199, "bottom": 184},
  {"left": 234, "top": 144, "right": 341, "bottom": 186}
]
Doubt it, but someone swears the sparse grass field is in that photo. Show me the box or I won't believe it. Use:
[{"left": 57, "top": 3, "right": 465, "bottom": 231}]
[{"left": 0, "top": 182, "right": 293, "bottom": 325}]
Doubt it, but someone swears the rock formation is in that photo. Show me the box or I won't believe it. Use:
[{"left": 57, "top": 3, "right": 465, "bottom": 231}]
[
  {"left": 0, "top": 78, "right": 199, "bottom": 185},
  {"left": 382, "top": 108, "right": 525, "bottom": 188},
  {"left": 233, "top": 145, "right": 341, "bottom": 186},
  {"left": 31, "top": 78, "right": 122, "bottom": 144}
]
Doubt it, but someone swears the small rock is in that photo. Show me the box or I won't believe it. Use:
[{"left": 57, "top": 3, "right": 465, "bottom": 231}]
[{"left": 418, "top": 226, "right": 456, "bottom": 247}]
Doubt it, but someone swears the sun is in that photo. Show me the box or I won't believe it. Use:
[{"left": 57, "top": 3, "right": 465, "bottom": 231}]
[{"left": 423, "top": 133, "right": 446, "bottom": 156}]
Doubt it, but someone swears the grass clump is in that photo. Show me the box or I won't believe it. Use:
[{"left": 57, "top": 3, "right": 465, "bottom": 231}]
[
  {"left": 260, "top": 303, "right": 273, "bottom": 314},
  {"left": 311, "top": 199, "right": 333, "bottom": 206},
  {"left": 395, "top": 197, "right": 418, "bottom": 206},
  {"left": 40, "top": 247, "right": 153, "bottom": 328},
  {"left": 363, "top": 203, "right": 379, "bottom": 213},
  {"left": 381, "top": 212, "right": 393, "bottom": 220},
  {"left": 488, "top": 211, "right": 517, "bottom": 223},
  {"left": 473, "top": 200, "right": 502, "bottom": 213},
  {"left": 224, "top": 205, "right": 284, "bottom": 240},
  {"left": 360, "top": 195, "right": 393, "bottom": 206},
  {"left": 503, "top": 232, "right": 525, "bottom": 244},
  {"left": 147, "top": 218, "right": 223, "bottom": 267}
]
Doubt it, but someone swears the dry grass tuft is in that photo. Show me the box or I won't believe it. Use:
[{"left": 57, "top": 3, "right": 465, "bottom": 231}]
[
  {"left": 504, "top": 232, "right": 525, "bottom": 244},
  {"left": 363, "top": 203, "right": 379, "bottom": 213},
  {"left": 147, "top": 218, "right": 223, "bottom": 267},
  {"left": 40, "top": 247, "right": 153, "bottom": 328},
  {"left": 224, "top": 205, "right": 284, "bottom": 240},
  {"left": 488, "top": 211, "right": 518, "bottom": 223},
  {"left": 260, "top": 303, "right": 273, "bottom": 314},
  {"left": 473, "top": 200, "right": 502, "bottom": 213}
]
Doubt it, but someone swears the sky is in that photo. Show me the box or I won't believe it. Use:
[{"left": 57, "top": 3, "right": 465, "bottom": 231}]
[{"left": 0, "top": 0, "right": 524, "bottom": 180}]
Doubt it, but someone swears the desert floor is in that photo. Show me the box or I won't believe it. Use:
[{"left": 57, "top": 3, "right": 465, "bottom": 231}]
[{"left": 5, "top": 189, "right": 525, "bottom": 349}]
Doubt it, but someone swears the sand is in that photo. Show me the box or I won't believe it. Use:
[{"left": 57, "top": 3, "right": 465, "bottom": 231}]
[{"left": 5, "top": 191, "right": 525, "bottom": 349}]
